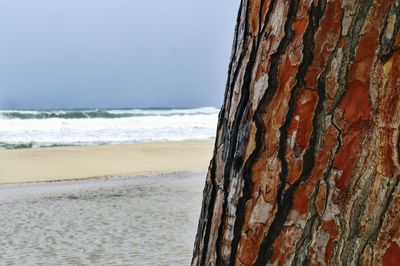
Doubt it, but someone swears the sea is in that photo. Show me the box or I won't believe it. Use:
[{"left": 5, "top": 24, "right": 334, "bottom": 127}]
[{"left": 0, "top": 107, "right": 219, "bottom": 149}]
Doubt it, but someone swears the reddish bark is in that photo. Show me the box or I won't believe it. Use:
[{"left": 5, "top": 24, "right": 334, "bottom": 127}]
[{"left": 193, "top": 0, "right": 400, "bottom": 265}]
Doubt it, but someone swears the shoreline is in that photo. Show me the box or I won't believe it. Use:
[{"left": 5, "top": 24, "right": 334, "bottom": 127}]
[
  {"left": 0, "top": 139, "right": 214, "bottom": 185},
  {"left": 0, "top": 171, "right": 207, "bottom": 202}
]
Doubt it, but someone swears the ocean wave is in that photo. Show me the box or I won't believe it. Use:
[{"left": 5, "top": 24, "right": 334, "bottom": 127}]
[
  {"left": 0, "top": 108, "right": 219, "bottom": 149},
  {"left": 0, "top": 143, "right": 34, "bottom": 150},
  {"left": 0, "top": 107, "right": 219, "bottom": 120}
]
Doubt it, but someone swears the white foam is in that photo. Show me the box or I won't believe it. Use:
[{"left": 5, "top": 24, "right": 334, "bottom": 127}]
[{"left": 0, "top": 108, "right": 219, "bottom": 148}]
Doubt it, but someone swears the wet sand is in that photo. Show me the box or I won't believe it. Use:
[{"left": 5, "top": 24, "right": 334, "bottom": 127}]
[
  {"left": 0, "top": 140, "right": 214, "bottom": 184},
  {"left": 0, "top": 173, "right": 205, "bottom": 265}
]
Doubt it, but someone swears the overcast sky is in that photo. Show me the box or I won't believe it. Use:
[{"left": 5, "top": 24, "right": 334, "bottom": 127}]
[{"left": 0, "top": 1, "right": 239, "bottom": 109}]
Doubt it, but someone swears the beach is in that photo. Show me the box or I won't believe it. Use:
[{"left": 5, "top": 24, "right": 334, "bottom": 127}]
[
  {"left": 0, "top": 173, "right": 206, "bottom": 265},
  {"left": 0, "top": 140, "right": 214, "bottom": 264},
  {"left": 0, "top": 139, "right": 214, "bottom": 184},
  {"left": 0, "top": 111, "right": 216, "bottom": 264}
]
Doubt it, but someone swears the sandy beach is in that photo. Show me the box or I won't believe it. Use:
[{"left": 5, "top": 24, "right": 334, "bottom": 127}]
[
  {"left": 0, "top": 140, "right": 213, "bottom": 264},
  {"left": 0, "top": 140, "right": 214, "bottom": 184},
  {"left": 0, "top": 173, "right": 205, "bottom": 264}
]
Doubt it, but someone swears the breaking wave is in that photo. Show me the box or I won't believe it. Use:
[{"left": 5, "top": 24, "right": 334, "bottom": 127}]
[
  {"left": 0, "top": 107, "right": 219, "bottom": 149},
  {"left": 0, "top": 107, "right": 219, "bottom": 120}
]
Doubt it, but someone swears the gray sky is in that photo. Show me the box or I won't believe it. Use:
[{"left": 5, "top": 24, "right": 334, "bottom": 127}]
[{"left": 0, "top": 0, "right": 239, "bottom": 109}]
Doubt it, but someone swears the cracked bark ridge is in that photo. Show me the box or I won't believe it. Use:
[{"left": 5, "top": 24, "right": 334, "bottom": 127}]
[{"left": 192, "top": 0, "right": 400, "bottom": 265}]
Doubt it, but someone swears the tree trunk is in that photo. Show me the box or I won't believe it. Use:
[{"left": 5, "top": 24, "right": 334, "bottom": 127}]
[{"left": 192, "top": 0, "right": 400, "bottom": 265}]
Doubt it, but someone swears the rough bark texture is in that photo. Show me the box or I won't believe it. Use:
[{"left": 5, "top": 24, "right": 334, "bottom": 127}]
[{"left": 192, "top": 0, "right": 400, "bottom": 265}]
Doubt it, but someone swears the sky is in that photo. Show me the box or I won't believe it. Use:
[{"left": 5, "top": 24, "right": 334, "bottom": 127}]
[{"left": 0, "top": 0, "right": 240, "bottom": 109}]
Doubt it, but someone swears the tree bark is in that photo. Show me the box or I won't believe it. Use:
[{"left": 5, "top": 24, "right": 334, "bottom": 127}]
[{"left": 192, "top": 0, "right": 400, "bottom": 265}]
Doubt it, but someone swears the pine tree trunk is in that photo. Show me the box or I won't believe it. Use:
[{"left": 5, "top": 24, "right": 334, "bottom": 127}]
[{"left": 192, "top": 0, "right": 400, "bottom": 265}]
